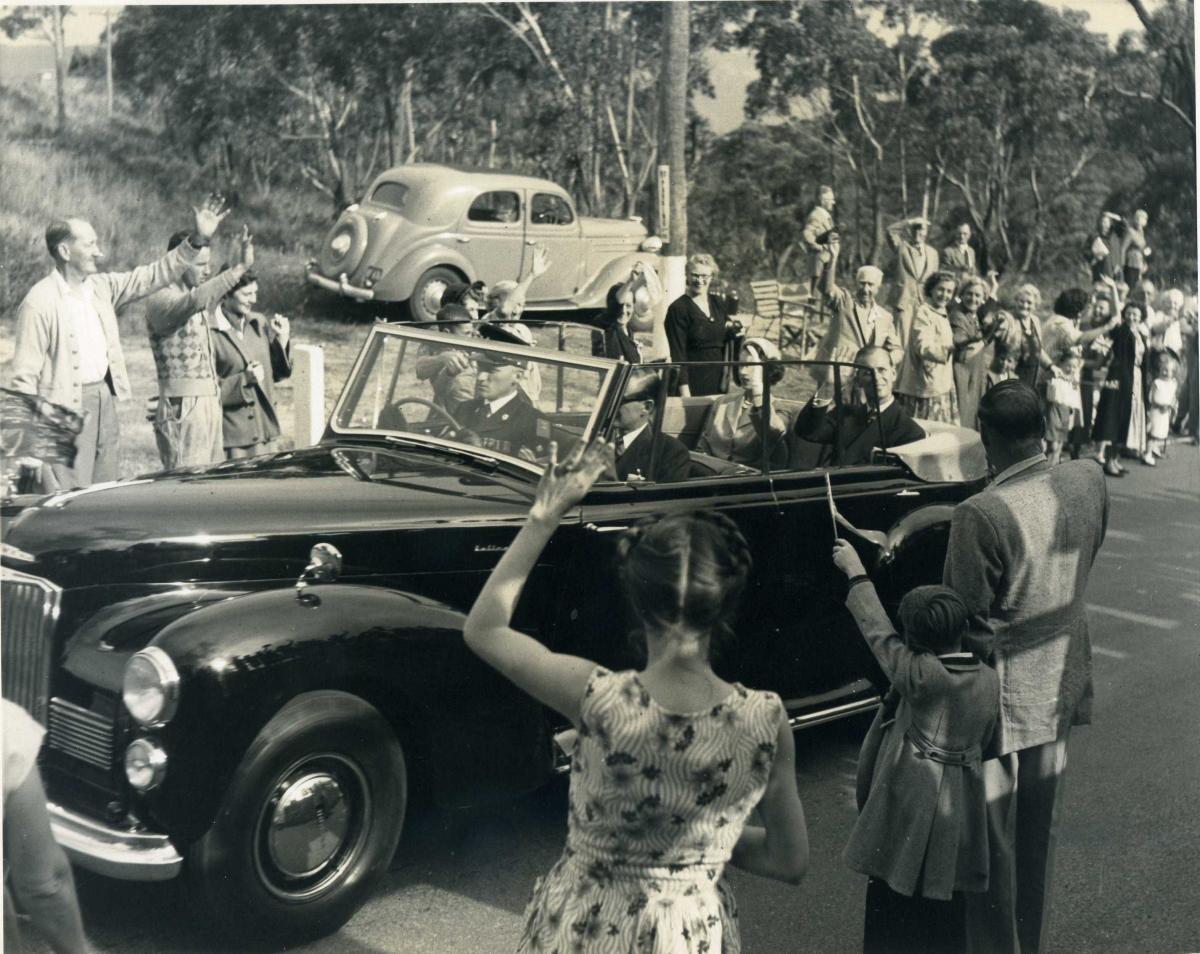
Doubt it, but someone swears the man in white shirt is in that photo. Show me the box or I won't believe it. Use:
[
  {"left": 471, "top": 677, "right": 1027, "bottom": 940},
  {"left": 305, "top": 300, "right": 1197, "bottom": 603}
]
[
  {"left": 942, "top": 223, "right": 978, "bottom": 281},
  {"left": 454, "top": 352, "right": 543, "bottom": 459},
  {"left": 10, "top": 196, "right": 230, "bottom": 489}
]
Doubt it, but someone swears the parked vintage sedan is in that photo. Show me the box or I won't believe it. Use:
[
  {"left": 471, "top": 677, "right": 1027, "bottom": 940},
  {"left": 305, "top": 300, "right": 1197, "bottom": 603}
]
[
  {"left": 0, "top": 323, "right": 986, "bottom": 946},
  {"left": 305, "top": 164, "right": 662, "bottom": 321}
]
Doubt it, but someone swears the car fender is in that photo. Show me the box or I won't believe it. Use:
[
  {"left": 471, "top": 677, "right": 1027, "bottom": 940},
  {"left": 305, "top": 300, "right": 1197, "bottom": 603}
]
[
  {"left": 131, "top": 584, "right": 545, "bottom": 844},
  {"left": 373, "top": 243, "right": 472, "bottom": 302},
  {"left": 571, "top": 252, "right": 662, "bottom": 311},
  {"left": 875, "top": 503, "right": 956, "bottom": 602}
]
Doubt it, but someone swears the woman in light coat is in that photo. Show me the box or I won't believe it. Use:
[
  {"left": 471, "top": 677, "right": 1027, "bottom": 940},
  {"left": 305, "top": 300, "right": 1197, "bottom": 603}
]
[{"left": 895, "top": 272, "right": 960, "bottom": 424}]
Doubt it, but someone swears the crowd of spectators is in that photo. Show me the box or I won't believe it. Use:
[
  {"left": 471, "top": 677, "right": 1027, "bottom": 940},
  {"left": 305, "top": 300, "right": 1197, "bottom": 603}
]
[
  {"left": 0, "top": 178, "right": 1181, "bottom": 954},
  {"left": 785, "top": 191, "right": 1198, "bottom": 476}
]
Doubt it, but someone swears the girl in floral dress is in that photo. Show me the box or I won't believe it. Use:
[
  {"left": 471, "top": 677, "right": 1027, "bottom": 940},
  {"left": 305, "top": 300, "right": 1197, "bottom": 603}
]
[{"left": 464, "top": 441, "right": 809, "bottom": 953}]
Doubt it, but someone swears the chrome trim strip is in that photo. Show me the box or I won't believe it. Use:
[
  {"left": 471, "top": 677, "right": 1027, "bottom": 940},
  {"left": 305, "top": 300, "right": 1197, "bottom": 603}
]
[
  {"left": 787, "top": 695, "right": 882, "bottom": 730},
  {"left": 1, "top": 567, "right": 62, "bottom": 724},
  {"left": 49, "top": 803, "right": 182, "bottom": 881}
]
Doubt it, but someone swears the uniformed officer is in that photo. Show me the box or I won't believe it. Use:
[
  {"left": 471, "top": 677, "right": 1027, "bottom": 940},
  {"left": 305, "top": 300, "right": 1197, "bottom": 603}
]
[{"left": 453, "top": 325, "right": 545, "bottom": 459}]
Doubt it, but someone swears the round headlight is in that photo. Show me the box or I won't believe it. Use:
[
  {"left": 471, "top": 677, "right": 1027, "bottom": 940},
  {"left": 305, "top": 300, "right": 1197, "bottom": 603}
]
[
  {"left": 122, "top": 647, "right": 180, "bottom": 727},
  {"left": 330, "top": 231, "right": 352, "bottom": 257},
  {"left": 125, "top": 738, "right": 168, "bottom": 791}
]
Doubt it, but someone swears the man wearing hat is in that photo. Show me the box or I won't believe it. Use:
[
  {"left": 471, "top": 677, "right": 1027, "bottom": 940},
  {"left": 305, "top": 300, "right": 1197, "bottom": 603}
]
[
  {"left": 610, "top": 369, "right": 691, "bottom": 482},
  {"left": 812, "top": 234, "right": 902, "bottom": 400},
  {"left": 886, "top": 216, "right": 940, "bottom": 347},
  {"left": 452, "top": 323, "right": 544, "bottom": 459}
]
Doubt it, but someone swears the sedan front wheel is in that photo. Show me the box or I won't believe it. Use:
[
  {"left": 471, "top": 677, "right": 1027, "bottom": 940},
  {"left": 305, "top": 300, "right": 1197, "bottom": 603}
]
[{"left": 187, "top": 691, "right": 406, "bottom": 947}]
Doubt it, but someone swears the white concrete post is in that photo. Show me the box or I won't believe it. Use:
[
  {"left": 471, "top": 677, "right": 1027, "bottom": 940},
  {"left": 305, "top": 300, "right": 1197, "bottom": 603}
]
[
  {"left": 653, "top": 256, "right": 686, "bottom": 360},
  {"left": 292, "top": 344, "right": 325, "bottom": 448}
]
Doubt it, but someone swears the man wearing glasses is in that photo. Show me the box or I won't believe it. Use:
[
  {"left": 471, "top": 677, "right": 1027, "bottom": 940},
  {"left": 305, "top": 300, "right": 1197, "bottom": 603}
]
[{"left": 610, "top": 369, "right": 691, "bottom": 482}]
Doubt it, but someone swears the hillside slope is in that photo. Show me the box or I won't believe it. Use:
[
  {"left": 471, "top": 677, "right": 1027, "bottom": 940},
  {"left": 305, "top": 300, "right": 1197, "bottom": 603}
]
[{"left": 0, "top": 77, "right": 372, "bottom": 478}]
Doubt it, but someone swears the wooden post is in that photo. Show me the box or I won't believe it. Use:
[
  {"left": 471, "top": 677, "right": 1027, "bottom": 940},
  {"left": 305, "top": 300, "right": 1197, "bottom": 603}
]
[{"left": 292, "top": 344, "right": 326, "bottom": 448}]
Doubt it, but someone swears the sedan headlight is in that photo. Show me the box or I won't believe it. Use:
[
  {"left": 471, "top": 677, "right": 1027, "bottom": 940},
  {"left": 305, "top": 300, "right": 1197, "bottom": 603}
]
[
  {"left": 639, "top": 236, "right": 663, "bottom": 253},
  {"left": 122, "top": 647, "right": 180, "bottom": 727},
  {"left": 125, "top": 738, "right": 168, "bottom": 791},
  {"left": 330, "top": 232, "right": 352, "bottom": 257}
]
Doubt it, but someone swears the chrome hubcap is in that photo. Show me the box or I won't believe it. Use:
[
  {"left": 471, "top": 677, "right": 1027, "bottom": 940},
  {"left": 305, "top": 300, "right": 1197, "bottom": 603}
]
[
  {"left": 255, "top": 754, "right": 370, "bottom": 901},
  {"left": 267, "top": 771, "right": 350, "bottom": 878},
  {"left": 420, "top": 279, "right": 449, "bottom": 317}
]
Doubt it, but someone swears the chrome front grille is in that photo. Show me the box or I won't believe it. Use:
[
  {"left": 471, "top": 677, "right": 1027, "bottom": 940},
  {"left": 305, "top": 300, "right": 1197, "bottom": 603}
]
[
  {"left": 47, "top": 697, "right": 115, "bottom": 769},
  {"left": 1, "top": 569, "right": 62, "bottom": 724}
]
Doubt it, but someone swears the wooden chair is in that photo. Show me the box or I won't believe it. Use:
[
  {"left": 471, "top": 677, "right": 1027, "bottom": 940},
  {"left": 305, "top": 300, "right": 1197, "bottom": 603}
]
[{"left": 749, "top": 280, "right": 826, "bottom": 358}]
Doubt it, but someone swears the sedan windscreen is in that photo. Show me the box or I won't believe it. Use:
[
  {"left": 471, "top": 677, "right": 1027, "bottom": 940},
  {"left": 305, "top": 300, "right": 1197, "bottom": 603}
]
[{"left": 332, "top": 325, "right": 614, "bottom": 467}]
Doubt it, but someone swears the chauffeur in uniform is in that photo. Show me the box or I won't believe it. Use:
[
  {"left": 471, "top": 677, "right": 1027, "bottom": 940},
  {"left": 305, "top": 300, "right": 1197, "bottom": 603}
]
[{"left": 454, "top": 326, "right": 545, "bottom": 459}]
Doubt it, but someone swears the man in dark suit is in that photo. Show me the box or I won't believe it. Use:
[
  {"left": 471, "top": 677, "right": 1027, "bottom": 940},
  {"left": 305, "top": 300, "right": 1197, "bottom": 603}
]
[
  {"left": 611, "top": 369, "right": 691, "bottom": 482},
  {"left": 944, "top": 381, "right": 1108, "bottom": 954},
  {"left": 792, "top": 344, "right": 925, "bottom": 466},
  {"left": 454, "top": 348, "right": 544, "bottom": 459}
]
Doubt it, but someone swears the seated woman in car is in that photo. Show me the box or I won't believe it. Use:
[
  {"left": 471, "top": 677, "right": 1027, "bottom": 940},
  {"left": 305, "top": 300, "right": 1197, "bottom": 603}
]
[{"left": 697, "top": 337, "right": 791, "bottom": 467}]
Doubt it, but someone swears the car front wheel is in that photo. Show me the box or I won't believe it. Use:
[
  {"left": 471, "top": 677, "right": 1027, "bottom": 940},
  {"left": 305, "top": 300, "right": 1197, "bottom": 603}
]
[
  {"left": 187, "top": 690, "right": 406, "bottom": 947},
  {"left": 407, "top": 266, "right": 463, "bottom": 323}
]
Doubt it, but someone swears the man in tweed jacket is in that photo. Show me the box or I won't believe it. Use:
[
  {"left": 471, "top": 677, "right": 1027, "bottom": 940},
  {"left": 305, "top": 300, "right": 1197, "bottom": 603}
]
[{"left": 944, "top": 380, "right": 1108, "bottom": 954}]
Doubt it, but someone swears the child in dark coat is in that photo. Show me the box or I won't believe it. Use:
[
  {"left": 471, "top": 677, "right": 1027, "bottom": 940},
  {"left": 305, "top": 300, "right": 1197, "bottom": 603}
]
[{"left": 832, "top": 539, "right": 1000, "bottom": 954}]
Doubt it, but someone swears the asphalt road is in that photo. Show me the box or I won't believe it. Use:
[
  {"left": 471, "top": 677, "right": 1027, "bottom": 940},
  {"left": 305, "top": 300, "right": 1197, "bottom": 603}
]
[{"left": 68, "top": 446, "right": 1200, "bottom": 954}]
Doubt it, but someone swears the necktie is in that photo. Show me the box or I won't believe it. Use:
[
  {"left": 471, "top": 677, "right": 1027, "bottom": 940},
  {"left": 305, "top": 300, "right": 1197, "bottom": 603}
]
[{"left": 615, "top": 432, "right": 627, "bottom": 455}]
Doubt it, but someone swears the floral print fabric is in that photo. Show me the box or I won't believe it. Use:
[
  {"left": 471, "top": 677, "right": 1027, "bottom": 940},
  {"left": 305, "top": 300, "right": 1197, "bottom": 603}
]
[{"left": 518, "top": 667, "right": 783, "bottom": 954}]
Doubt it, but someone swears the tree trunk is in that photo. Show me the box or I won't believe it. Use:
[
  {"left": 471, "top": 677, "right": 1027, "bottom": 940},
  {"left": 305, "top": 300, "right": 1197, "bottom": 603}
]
[
  {"left": 52, "top": 7, "right": 67, "bottom": 134},
  {"left": 105, "top": 10, "right": 114, "bottom": 117},
  {"left": 488, "top": 118, "right": 498, "bottom": 168},
  {"left": 662, "top": 0, "right": 688, "bottom": 258},
  {"left": 401, "top": 63, "right": 416, "bottom": 161},
  {"left": 382, "top": 61, "right": 398, "bottom": 168}
]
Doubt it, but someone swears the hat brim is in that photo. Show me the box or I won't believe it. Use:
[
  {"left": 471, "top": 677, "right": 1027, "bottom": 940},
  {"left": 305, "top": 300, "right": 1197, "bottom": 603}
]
[{"left": 478, "top": 322, "right": 531, "bottom": 347}]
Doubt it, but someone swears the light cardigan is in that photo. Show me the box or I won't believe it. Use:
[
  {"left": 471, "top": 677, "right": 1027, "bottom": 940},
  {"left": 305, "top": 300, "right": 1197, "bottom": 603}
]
[
  {"left": 896, "top": 303, "right": 956, "bottom": 398},
  {"left": 11, "top": 241, "right": 200, "bottom": 412}
]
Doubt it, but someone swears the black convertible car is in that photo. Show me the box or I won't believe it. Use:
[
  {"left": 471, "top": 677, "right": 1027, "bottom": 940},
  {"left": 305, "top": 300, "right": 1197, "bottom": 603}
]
[{"left": 0, "top": 323, "right": 987, "bottom": 945}]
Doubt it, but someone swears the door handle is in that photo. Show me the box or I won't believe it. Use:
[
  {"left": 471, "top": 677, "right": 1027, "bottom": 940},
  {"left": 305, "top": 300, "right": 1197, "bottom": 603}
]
[
  {"left": 525, "top": 239, "right": 537, "bottom": 246},
  {"left": 896, "top": 490, "right": 920, "bottom": 497},
  {"left": 456, "top": 236, "right": 471, "bottom": 243},
  {"left": 585, "top": 523, "right": 630, "bottom": 533}
]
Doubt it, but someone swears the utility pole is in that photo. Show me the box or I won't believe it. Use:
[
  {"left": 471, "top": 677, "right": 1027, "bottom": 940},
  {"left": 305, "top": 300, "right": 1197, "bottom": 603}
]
[{"left": 654, "top": 0, "right": 689, "bottom": 357}]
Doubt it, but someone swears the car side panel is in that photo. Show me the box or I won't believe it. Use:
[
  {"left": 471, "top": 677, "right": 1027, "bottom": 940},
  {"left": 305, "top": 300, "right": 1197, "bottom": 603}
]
[{"left": 372, "top": 243, "right": 475, "bottom": 302}]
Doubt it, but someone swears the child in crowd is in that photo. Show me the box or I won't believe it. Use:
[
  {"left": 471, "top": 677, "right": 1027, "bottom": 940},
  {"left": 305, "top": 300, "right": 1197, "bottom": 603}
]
[
  {"left": 1146, "top": 348, "right": 1179, "bottom": 460},
  {"left": 831, "top": 539, "right": 999, "bottom": 954}
]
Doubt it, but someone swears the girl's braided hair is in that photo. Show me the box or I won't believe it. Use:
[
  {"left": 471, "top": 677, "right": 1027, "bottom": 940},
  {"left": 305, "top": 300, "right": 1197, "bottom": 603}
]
[{"left": 615, "top": 511, "right": 753, "bottom": 660}]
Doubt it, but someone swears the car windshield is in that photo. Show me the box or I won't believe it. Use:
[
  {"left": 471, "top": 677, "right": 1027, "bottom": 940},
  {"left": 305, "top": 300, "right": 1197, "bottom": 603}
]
[{"left": 331, "top": 325, "right": 616, "bottom": 470}]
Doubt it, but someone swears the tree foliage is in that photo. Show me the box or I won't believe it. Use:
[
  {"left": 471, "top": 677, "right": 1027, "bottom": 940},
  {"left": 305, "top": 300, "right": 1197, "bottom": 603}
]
[{"left": 100, "top": 0, "right": 1196, "bottom": 288}]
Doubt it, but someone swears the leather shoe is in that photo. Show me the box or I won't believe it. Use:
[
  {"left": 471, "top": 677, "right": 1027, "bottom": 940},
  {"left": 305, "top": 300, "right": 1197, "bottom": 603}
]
[{"left": 1103, "top": 460, "right": 1125, "bottom": 477}]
